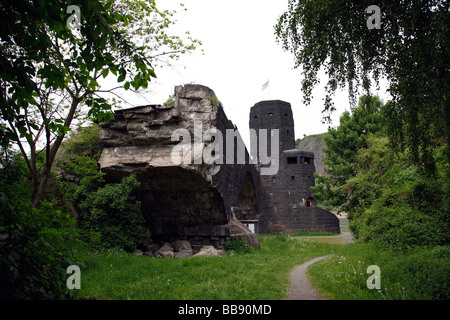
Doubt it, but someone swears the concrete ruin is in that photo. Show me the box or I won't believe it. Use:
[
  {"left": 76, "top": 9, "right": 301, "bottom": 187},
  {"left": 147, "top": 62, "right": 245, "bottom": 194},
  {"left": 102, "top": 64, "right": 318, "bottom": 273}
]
[{"left": 98, "top": 84, "right": 339, "bottom": 249}]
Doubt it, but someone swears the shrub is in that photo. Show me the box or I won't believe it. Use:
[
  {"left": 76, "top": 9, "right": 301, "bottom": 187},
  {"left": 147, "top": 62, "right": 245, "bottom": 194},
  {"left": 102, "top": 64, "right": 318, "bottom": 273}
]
[
  {"left": 0, "top": 151, "right": 88, "bottom": 299},
  {"left": 224, "top": 239, "right": 251, "bottom": 255},
  {"left": 345, "top": 137, "right": 449, "bottom": 248},
  {"left": 61, "top": 123, "right": 102, "bottom": 158},
  {"left": 73, "top": 174, "right": 145, "bottom": 252},
  {"left": 59, "top": 124, "right": 145, "bottom": 252}
]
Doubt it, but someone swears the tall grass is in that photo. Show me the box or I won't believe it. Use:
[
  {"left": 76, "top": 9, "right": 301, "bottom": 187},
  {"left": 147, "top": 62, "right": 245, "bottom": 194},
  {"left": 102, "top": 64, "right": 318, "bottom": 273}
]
[{"left": 308, "top": 242, "right": 450, "bottom": 300}]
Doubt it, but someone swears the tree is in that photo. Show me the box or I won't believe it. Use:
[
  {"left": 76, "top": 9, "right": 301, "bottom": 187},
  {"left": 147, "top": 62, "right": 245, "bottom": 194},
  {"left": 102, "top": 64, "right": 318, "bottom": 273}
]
[
  {"left": 344, "top": 136, "right": 449, "bottom": 248},
  {"left": 0, "top": 0, "right": 200, "bottom": 207},
  {"left": 57, "top": 123, "right": 144, "bottom": 251},
  {"left": 311, "top": 95, "right": 385, "bottom": 210},
  {"left": 275, "top": 0, "right": 449, "bottom": 174},
  {"left": 0, "top": 146, "right": 88, "bottom": 299}
]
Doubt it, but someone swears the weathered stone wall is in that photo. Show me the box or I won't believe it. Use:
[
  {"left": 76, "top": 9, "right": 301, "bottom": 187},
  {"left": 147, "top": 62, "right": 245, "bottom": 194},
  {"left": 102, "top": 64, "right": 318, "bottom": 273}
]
[
  {"left": 209, "top": 105, "right": 262, "bottom": 232},
  {"left": 249, "top": 100, "right": 296, "bottom": 154},
  {"left": 98, "top": 84, "right": 259, "bottom": 248},
  {"left": 260, "top": 207, "right": 341, "bottom": 234}
]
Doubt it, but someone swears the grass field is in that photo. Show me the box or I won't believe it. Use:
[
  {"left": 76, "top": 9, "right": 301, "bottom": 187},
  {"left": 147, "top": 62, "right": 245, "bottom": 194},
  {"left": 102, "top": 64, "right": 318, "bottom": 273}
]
[
  {"left": 76, "top": 235, "right": 341, "bottom": 300},
  {"left": 308, "top": 242, "right": 450, "bottom": 300},
  {"left": 75, "top": 222, "right": 449, "bottom": 300}
]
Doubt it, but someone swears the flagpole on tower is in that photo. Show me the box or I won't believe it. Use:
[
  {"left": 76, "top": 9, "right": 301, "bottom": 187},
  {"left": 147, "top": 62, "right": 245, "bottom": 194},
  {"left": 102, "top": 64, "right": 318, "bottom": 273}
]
[{"left": 261, "top": 79, "right": 270, "bottom": 100}]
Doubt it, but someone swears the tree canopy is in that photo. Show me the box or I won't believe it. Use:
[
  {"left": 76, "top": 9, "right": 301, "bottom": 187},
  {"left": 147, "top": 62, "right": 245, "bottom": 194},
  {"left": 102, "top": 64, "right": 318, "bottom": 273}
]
[
  {"left": 311, "top": 95, "right": 385, "bottom": 210},
  {"left": 275, "top": 0, "right": 449, "bottom": 173},
  {"left": 0, "top": 0, "right": 200, "bottom": 206}
]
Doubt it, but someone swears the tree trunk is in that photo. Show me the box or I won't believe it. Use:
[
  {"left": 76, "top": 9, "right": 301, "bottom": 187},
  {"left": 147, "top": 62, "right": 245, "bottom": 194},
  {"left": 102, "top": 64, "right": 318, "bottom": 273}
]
[
  {"left": 31, "top": 171, "right": 50, "bottom": 208},
  {"left": 30, "top": 97, "right": 81, "bottom": 208}
]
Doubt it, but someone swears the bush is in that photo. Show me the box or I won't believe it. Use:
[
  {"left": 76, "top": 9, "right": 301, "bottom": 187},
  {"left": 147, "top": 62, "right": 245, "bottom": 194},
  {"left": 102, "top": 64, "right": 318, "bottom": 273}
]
[
  {"left": 1, "top": 201, "right": 90, "bottom": 300},
  {"left": 224, "top": 239, "right": 251, "bottom": 255},
  {"left": 66, "top": 174, "right": 145, "bottom": 252},
  {"left": 61, "top": 123, "right": 102, "bottom": 159},
  {"left": 0, "top": 151, "right": 88, "bottom": 299},
  {"left": 58, "top": 125, "right": 145, "bottom": 252},
  {"left": 345, "top": 137, "right": 449, "bottom": 248}
]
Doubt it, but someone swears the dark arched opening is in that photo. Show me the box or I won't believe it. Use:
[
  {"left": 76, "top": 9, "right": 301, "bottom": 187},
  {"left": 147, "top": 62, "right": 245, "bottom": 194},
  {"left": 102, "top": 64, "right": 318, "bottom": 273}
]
[
  {"left": 305, "top": 197, "right": 314, "bottom": 207},
  {"left": 237, "top": 172, "right": 259, "bottom": 233}
]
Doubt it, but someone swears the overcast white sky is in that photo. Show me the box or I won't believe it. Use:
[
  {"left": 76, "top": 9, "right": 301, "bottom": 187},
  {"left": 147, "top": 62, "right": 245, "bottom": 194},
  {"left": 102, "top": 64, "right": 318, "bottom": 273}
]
[{"left": 116, "top": 0, "right": 391, "bottom": 147}]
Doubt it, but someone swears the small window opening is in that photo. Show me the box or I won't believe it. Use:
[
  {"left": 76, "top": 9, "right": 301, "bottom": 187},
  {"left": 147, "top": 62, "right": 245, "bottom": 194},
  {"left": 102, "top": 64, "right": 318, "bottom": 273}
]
[
  {"left": 287, "top": 157, "right": 298, "bottom": 164},
  {"left": 291, "top": 176, "right": 295, "bottom": 180},
  {"left": 268, "top": 112, "right": 273, "bottom": 117},
  {"left": 244, "top": 223, "right": 255, "bottom": 233}
]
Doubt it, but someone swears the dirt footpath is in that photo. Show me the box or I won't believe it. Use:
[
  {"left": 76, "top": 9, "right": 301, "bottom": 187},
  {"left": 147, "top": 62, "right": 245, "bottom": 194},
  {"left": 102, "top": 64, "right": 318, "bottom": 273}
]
[
  {"left": 288, "top": 255, "right": 331, "bottom": 300},
  {"left": 291, "top": 231, "right": 354, "bottom": 245},
  {"left": 288, "top": 219, "right": 354, "bottom": 300}
]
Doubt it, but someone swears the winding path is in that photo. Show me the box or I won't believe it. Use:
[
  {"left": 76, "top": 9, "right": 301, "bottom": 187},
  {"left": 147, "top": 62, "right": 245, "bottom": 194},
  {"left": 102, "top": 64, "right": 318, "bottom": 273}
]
[
  {"left": 288, "top": 255, "right": 331, "bottom": 300},
  {"left": 288, "top": 219, "right": 354, "bottom": 300},
  {"left": 287, "top": 228, "right": 354, "bottom": 300},
  {"left": 291, "top": 231, "right": 354, "bottom": 245}
]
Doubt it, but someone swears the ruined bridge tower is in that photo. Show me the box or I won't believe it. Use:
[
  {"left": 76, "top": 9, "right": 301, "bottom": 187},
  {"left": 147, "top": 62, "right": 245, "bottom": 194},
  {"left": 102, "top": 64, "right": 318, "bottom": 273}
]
[
  {"left": 249, "top": 100, "right": 340, "bottom": 234},
  {"left": 98, "top": 84, "right": 261, "bottom": 249},
  {"left": 98, "top": 85, "right": 339, "bottom": 250}
]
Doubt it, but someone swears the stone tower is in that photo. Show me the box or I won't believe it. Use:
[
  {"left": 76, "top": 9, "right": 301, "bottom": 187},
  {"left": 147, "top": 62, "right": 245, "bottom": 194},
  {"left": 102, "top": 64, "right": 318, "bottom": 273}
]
[
  {"left": 249, "top": 100, "right": 340, "bottom": 234},
  {"left": 249, "top": 100, "right": 295, "bottom": 154}
]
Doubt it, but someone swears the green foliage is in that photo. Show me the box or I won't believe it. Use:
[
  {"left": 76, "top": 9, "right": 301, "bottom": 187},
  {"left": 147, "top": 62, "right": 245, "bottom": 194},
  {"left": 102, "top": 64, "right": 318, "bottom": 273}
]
[
  {"left": 308, "top": 242, "right": 450, "bottom": 300},
  {"left": 58, "top": 123, "right": 105, "bottom": 185},
  {"left": 163, "top": 94, "right": 175, "bottom": 106},
  {"left": 0, "top": 149, "right": 88, "bottom": 299},
  {"left": 311, "top": 95, "right": 385, "bottom": 209},
  {"left": 208, "top": 96, "right": 222, "bottom": 107},
  {"left": 62, "top": 124, "right": 102, "bottom": 159},
  {"left": 59, "top": 153, "right": 105, "bottom": 184},
  {"left": 62, "top": 171, "right": 144, "bottom": 252},
  {"left": 344, "top": 137, "right": 449, "bottom": 248},
  {"left": 59, "top": 123, "right": 144, "bottom": 252},
  {"left": 312, "top": 95, "right": 448, "bottom": 248},
  {"left": 275, "top": 0, "right": 449, "bottom": 172},
  {"left": 79, "top": 174, "right": 144, "bottom": 252},
  {"left": 224, "top": 239, "right": 251, "bottom": 255}
]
